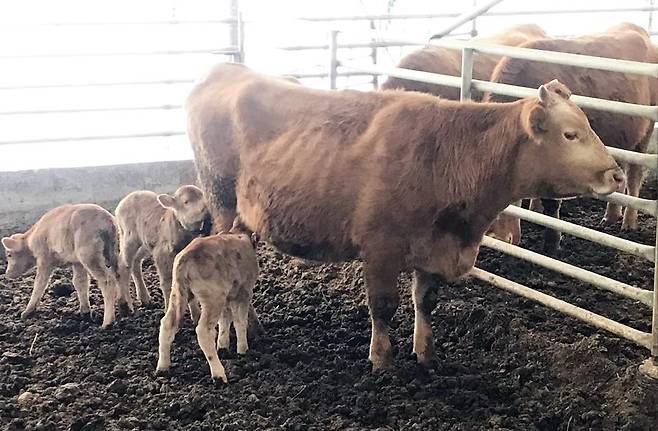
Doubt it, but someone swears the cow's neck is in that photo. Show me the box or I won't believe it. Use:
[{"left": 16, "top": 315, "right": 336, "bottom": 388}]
[{"left": 430, "top": 99, "right": 532, "bottom": 237}]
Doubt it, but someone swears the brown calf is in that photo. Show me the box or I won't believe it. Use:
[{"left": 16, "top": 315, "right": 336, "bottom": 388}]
[
  {"left": 156, "top": 232, "right": 259, "bottom": 383},
  {"left": 1, "top": 204, "right": 122, "bottom": 328},
  {"left": 187, "top": 64, "right": 623, "bottom": 370},
  {"left": 114, "top": 185, "right": 210, "bottom": 312}
]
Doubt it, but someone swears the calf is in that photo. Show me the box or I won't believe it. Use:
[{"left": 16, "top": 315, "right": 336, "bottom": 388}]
[
  {"left": 156, "top": 231, "right": 259, "bottom": 383},
  {"left": 1, "top": 204, "right": 122, "bottom": 328},
  {"left": 115, "top": 185, "right": 210, "bottom": 312}
]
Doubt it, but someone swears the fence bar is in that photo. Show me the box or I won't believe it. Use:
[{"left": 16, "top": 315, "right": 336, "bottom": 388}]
[
  {"left": 503, "top": 205, "right": 655, "bottom": 261},
  {"left": 278, "top": 40, "right": 423, "bottom": 51},
  {"left": 0, "top": 131, "right": 186, "bottom": 146},
  {"left": 428, "top": 39, "right": 658, "bottom": 78},
  {"left": 292, "top": 7, "right": 658, "bottom": 22},
  {"left": 0, "top": 105, "right": 183, "bottom": 116},
  {"left": 591, "top": 193, "right": 658, "bottom": 217},
  {"left": 481, "top": 236, "right": 653, "bottom": 306},
  {"left": 605, "top": 147, "right": 658, "bottom": 171},
  {"left": 0, "top": 19, "right": 239, "bottom": 27},
  {"left": 0, "top": 79, "right": 196, "bottom": 90},
  {"left": 339, "top": 62, "right": 658, "bottom": 121},
  {"left": 0, "top": 48, "right": 238, "bottom": 59},
  {"left": 460, "top": 48, "right": 474, "bottom": 100},
  {"left": 328, "top": 31, "right": 339, "bottom": 90},
  {"left": 653, "top": 172, "right": 658, "bottom": 357},
  {"left": 470, "top": 268, "right": 653, "bottom": 349},
  {"left": 430, "top": 0, "right": 504, "bottom": 39}
]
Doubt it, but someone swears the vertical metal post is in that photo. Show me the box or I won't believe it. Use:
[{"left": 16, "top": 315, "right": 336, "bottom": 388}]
[
  {"left": 470, "top": 0, "right": 478, "bottom": 37},
  {"left": 641, "top": 179, "right": 658, "bottom": 378},
  {"left": 237, "top": 12, "right": 245, "bottom": 63},
  {"left": 229, "top": 0, "right": 241, "bottom": 62},
  {"left": 460, "top": 48, "right": 474, "bottom": 101},
  {"left": 369, "top": 20, "right": 379, "bottom": 89},
  {"left": 328, "top": 30, "right": 339, "bottom": 90},
  {"left": 649, "top": 0, "right": 655, "bottom": 33}
]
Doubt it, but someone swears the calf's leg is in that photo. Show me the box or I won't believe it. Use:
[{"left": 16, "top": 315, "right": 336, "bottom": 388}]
[
  {"left": 196, "top": 303, "right": 227, "bottom": 382},
  {"left": 364, "top": 259, "right": 400, "bottom": 370},
  {"left": 157, "top": 287, "right": 187, "bottom": 373},
  {"left": 82, "top": 256, "right": 117, "bottom": 328},
  {"left": 131, "top": 247, "right": 151, "bottom": 305},
  {"left": 247, "top": 304, "right": 265, "bottom": 338},
  {"left": 217, "top": 305, "right": 232, "bottom": 350},
  {"left": 412, "top": 269, "right": 440, "bottom": 367},
  {"left": 153, "top": 250, "right": 174, "bottom": 309},
  {"left": 22, "top": 261, "right": 54, "bottom": 319},
  {"left": 230, "top": 299, "right": 250, "bottom": 354},
  {"left": 71, "top": 263, "right": 91, "bottom": 317}
]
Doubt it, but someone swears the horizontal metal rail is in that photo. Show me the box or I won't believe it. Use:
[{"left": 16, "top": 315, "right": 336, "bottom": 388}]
[
  {"left": 279, "top": 40, "right": 424, "bottom": 51},
  {"left": 591, "top": 193, "right": 658, "bottom": 218},
  {"left": 0, "top": 131, "right": 186, "bottom": 146},
  {"left": 502, "top": 205, "right": 655, "bottom": 262},
  {"left": 0, "top": 105, "right": 183, "bottom": 116},
  {"left": 0, "top": 48, "right": 238, "bottom": 59},
  {"left": 292, "top": 71, "right": 379, "bottom": 79},
  {"left": 428, "top": 39, "right": 658, "bottom": 78},
  {"left": 481, "top": 236, "right": 653, "bottom": 306},
  {"left": 0, "top": 79, "right": 196, "bottom": 90},
  {"left": 340, "top": 62, "right": 658, "bottom": 121},
  {"left": 5, "top": 7, "right": 658, "bottom": 26},
  {"left": 605, "top": 147, "right": 658, "bottom": 171},
  {"left": 470, "top": 268, "right": 653, "bottom": 349}
]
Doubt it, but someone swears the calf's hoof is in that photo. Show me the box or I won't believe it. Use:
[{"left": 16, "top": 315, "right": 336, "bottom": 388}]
[
  {"left": 211, "top": 374, "right": 229, "bottom": 385},
  {"left": 621, "top": 220, "right": 639, "bottom": 231},
  {"left": 600, "top": 216, "right": 620, "bottom": 227},
  {"left": 369, "top": 354, "right": 395, "bottom": 372},
  {"left": 155, "top": 366, "right": 170, "bottom": 377},
  {"left": 20, "top": 309, "right": 35, "bottom": 320}
]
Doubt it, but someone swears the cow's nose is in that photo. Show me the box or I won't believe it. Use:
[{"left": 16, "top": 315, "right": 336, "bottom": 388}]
[{"left": 605, "top": 167, "right": 626, "bottom": 192}]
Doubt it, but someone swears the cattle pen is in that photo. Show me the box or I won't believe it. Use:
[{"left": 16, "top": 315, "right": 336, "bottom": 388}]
[{"left": 3, "top": 1, "right": 658, "bottom": 430}]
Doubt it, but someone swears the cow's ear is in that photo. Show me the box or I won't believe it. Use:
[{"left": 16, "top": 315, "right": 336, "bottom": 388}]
[
  {"left": 538, "top": 84, "right": 550, "bottom": 105},
  {"left": 545, "top": 79, "right": 571, "bottom": 100},
  {"left": 524, "top": 104, "right": 548, "bottom": 139},
  {"left": 2, "top": 237, "right": 19, "bottom": 251},
  {"left": 157, "top": 194, "right": 177, "bottom": 209}
]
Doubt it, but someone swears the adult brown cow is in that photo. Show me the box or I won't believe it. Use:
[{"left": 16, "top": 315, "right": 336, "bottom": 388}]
[
  {"left": 186, "top": 63, "right": 623, "bottom": 370},
  {"left": 486, "top": 23, "right": 658, "bottom": 253},
  {"left": 381, "top": 24, "right": 547, "bottom": 101}
]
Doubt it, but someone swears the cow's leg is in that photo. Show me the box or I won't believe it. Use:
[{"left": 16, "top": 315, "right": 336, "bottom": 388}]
[
  {"left": 21, "top": 261, "right": 54, "bottom": 319},
  {"left": 364, "top": 259, "right": 400, "bottom": 370},
  {"left": 621, "top": 163, "right": 645, "bottom": 230},
  {"left": 117, "top": 235, "right": 141, "bottom": 312},
  {"left": 230, "top": 299, "right": 250, "bottom": 354},
  {"left": 541, "top": 198, "right": 562, "bottom": 254},
  {"left": 196, "top": 302, "right": 227, "bottom": 383},
  {"left": 529, "top": 198, "right": 543, "bottom": 213},
  {"left": 153, "top": 250, "right": 174, "bottom": 310},
  {"left": 131, "top": 247, "right": 151, "bottom": 306},
  {"left": 217, "top": 304, "right": 232, "bottom": 350},
  {"left": 412, "top": 269, "right": 440, "bottom": 367},
  {"left": 71, "top": 263, "right": 91, "bottom": 317},
  {"left": 188, "top": 297, "right": 201, "bottom": 325},
  {"left": 157, "top": 288, "right": 187, "bottom": 373},
  {"left": 82, "top": 256, "right": 117, "bottom": 328}
]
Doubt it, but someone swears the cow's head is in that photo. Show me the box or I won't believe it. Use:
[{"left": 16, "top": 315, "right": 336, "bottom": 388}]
[
  {"left": 158, "top": 185, "right": 210, "bottom": 233},
  {"left": 1, "top": 234, "right": 36, "bottom": 279},
  {"left": 517, "top": 80, "right": 625, "bottom": 199}
]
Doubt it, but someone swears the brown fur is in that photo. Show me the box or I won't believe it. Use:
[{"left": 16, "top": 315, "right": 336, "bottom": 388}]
[
  {"left": 381, "top": 24, "right": 547, "bottom": 100},
  {"left": 157, "top": 232, "right": 259, "bottom": 382},
  {"left": 486, "top": 23, "right": 658, "bottom": 249},
  {"left": 187, "top": 64, "right": 622, "bottom": 369},
  {"left": 114, "top": 186, "right": 210, "bottom": 312},
  {"left": 1, "top": 204, "right": 123, "bottom": 328}
]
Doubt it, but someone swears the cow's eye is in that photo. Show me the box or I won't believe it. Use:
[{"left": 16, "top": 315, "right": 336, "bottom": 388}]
[
  {"left": 564, "top": 131, "right": 578, "bottom": 141},
  {"left": 183, "top": 200, "right": 189, "bottom": 205}
]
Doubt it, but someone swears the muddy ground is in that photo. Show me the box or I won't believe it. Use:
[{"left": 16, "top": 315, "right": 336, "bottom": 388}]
[{"left": 1, "top": 185, "right": 658, "bottom": 430}]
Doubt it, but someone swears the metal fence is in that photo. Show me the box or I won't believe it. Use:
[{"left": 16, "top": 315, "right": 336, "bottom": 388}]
[{"left": 336, "top": 35, "right": 658, "bottom": 376}]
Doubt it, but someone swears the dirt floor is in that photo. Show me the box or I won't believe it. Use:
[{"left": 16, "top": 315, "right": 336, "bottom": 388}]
[{"left": 1, "top": 185, "right": 658, "bottom": 430}]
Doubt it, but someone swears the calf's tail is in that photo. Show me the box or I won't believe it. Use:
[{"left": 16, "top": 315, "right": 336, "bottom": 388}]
[{"left": 99, "top": 228, "right": 119, "bottom": 271}]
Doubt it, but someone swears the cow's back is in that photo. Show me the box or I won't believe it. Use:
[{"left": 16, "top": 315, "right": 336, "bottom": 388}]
[
  {"left": 381, "top": 24, "right": 548, "bottom": 100},
  {"left": 489, "top": 27, "right": 656, "bottom": 151}
]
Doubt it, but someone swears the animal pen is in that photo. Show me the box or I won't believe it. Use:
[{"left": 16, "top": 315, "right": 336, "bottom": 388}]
[{"left": 2, "top": 2, "right": 658, "bottom": 374}]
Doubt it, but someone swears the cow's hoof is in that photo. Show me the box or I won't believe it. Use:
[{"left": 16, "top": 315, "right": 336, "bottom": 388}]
[
  {"left": 600, "top": 216, "right": 620, "bottom": 227},
  {"left": 155, "top": 367, "right": 170, "bottom": 377},
  {"left": 414, "top": 353, "right": 439, "bottom": 370},
  {"left": 211, "top": 375, "right": 228, "bottom": 385},
  {"left": 100, "top": 320, "right": 115, "bottom": 330},
  {"left": 369, "top": 356, "right": 395, "bottom": 372}
]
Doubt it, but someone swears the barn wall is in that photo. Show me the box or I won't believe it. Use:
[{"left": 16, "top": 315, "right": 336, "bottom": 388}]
[{"left": 0, "top": 160, "right": 195, "bottom": 239}]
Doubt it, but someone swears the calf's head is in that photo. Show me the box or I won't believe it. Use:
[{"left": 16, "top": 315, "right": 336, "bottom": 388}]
[
  {"left": 516, "top": 80, "right": 624, "bottom": 199},
  {"left": 157, "top": 185, "right": 210, "bottom": 232},
  {"left": 1, "top": 234, "right": 36, "bottom": 279}
]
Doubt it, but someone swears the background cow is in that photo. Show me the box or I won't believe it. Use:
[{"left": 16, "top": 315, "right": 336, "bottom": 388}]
[{"left": 486, "top": 23, "right": 658, "bottom": 252}]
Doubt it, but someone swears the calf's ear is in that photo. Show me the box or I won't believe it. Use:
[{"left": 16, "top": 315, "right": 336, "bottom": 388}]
[
  {"left": 1, "top": 237, "right": 18, "bottom": 251},
  {"left": 157, "top": 194, "right": 177, "bottom": 209}
]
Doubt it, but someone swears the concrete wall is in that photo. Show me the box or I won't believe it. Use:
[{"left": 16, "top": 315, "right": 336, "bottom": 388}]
[{"left": 0, "top": 160, "right": 195, "bottom": 238}]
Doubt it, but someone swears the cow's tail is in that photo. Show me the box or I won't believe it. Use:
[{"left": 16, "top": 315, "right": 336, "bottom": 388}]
[{"left": 99, "top": 228, "right": 119, "bottom": 272}]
